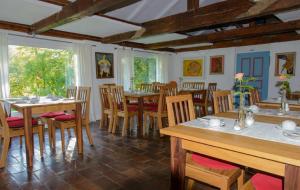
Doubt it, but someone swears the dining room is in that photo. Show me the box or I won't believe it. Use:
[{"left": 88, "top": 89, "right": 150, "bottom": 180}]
[{"left": 0, "top": 0, "right": 300, "bottom": 190}]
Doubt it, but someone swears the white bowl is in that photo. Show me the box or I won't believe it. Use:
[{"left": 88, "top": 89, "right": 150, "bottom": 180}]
[
  {"left": 209, "top": 119, "right": 221, "bottom": 127},
  {"left": 282, "top": 120, "right": 296, "bottom": 131}
]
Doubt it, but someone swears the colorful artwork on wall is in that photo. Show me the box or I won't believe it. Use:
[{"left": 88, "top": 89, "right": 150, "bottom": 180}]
[
  {"left": 183, "top": 58, "right": 204, "bottom": 78},
  {"left": 210, "top": 55, "right": 224, "bottom": 75},
  {"left": 95, "top": 52, "right": 114, "bottom": 79},
  {"left": 275, "top": 52, "right": 296, "bottom": 76}
]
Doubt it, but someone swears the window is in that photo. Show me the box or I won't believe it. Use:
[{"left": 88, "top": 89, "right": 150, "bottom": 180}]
[
  {"left": 8, "top": 45, "right": 75, "bottom": 97},
  {"left": 133, "top": 56, "right": 157, "bottom": 88}
]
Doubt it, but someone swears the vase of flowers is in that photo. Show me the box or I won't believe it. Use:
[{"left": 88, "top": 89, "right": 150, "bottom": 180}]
[
  {"left": 234, "top": 73, "right": 255, "bottom": 129},
  {"left": 276, "top": 74, "right": 291, "bottom": 112}
]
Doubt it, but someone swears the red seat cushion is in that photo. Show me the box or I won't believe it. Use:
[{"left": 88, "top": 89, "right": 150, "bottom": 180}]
[
  {"left": 7, "top": 117, "right": 38, "bottom": 128},
  {"left": 191, "top": 154, "right": 237, "bottom": 170},
  {"left": 54, "top": 114, "right": 75, "bottom": 121},
  {"left": 40, "top": 111, "right": 65, "bottom": 118},
  {"left": 251, "top": 173, "right": 282, "bottom": 190},
  {"left": 118, "top": 104, "right": 138, "bottom": 112},
  {"left": 193, "top": 98, "right": 204, "bottom": 103},
  {"left": 144, "top": 102, "right": 158, "bottom": 107},
  {"left": 144, "top": 106, "right": 158, "bottom": 112}
]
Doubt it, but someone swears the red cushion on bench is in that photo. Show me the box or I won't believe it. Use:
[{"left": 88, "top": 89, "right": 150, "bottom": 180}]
[
  {"left": 7, "top": 117, "right": 38, "bottom": 128},
  {"left": 54, "top": 114, "right": 75, "bottom": 121},
  {"left": 251, "top": 173, "right": 282, "bottom": 190},
  {"left": 191, "top": 153, "right": 237, "bottom": 170},
  {"left": 40, "top": 112, "right": 65, "bottom": 118}
]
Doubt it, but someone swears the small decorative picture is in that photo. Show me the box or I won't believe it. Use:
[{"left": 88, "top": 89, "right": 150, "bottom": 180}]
[
  {"left": 275, "top": 52, "right": 296, "bottom": 76},
  {"left": 95, "top": 52, "right": 114, "bottom": 79},
  {"left": 210, "top": 55, "right": 224, "bottom": 75},
  {"left": 183, "top": 58, "right": 204, "bottom": 78}
]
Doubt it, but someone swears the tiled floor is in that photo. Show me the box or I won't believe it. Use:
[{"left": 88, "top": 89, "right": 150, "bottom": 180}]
[{"left": 0, "top": 122, "right": 221, "bottom": 190}]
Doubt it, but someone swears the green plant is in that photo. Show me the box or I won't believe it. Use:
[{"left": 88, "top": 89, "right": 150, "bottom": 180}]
[{"left": 276, "top": 74, "right": 291, "bottom": 93}]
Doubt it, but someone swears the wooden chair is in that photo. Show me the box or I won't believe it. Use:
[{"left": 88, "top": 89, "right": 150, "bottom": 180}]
[
  {"left": 99, "top": 85, "right": 114, "bottom": 132},
  {"left": 66, "top": 86, "right": 77, "bottom": 98},
  {"left": 140, "top": 83, "right": 153, "bottom": 92},
  {"left": 242, "top": 173, "right": 282, "bottom": 190},
  {"left": 51, "top": 86, "right": 94, "bottom": 151},
  {"left": 249, "top": 89, "right": 260, "bottom": 105},
  {"left": 111, "top": 86, "right": 138, "bottom": 136},
  {"left": 213, "top": 90, "right": 234, "bottom": 114},
  {"left": 166, "top": 94, "right": 244, "bottom": 190},
  {"left": 102, "top": 83, "right": 116, "bottom": 87},
  {"left": 182, "top": 82, "right": 194, "bottom": 89},
  {"left": 193, "top": 90, "right": 208, "bottom": 117},
  {"left": 194, "top": 82, "right": 205, "bottom": 90},
  {"left": 0, "top": 102, "right": 44, "bottom": 168},
  {"left": 207, "top": 83, "right": 217, "bottom": 113},
  {"left": 143, "top": 86, "right": 176, "bottom": 136}
]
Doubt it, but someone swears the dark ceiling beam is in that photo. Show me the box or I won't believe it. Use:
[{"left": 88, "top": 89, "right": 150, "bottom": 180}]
[
  {"left": 146, "top": 19, "right": 300, "bottom": 49},
  {"left": 175, "top": 32, "right": 300, "bottom": 52},
  {"left": 187, "top": 0, "right": 199, "bottom": 10},
  {"left": 102, "top": 0, "right": 300, "bottom": 44},
  {"left": 39, "top": 0, "right": 69, "bottom": 6},
  {"left": 32, "top": 0, "right": 141, "bottom": 34}
]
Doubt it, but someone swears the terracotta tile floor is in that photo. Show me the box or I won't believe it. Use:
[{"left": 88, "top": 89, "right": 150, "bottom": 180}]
[{"left": 0, "top": 122, "right": 223, "bottom": 190}]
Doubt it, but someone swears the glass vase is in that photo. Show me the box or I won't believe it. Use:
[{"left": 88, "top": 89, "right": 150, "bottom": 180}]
[{"left": 238, "top": 94, "right": 246, "bottom": 129}]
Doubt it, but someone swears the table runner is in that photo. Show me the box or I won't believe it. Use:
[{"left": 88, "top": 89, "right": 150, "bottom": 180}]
[{"left": 181, "top": 116, "right": 300, "bottom": 146}]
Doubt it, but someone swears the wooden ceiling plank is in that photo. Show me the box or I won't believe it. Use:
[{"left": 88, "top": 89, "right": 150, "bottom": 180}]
[
  {"left": 187, "top": 0, "right": 200, "bottom": 10},
  {"left": 32, "top": 0, "right": 141, "bottom": 34},
  {"left": 175, "top": 32, "right": 300, "bottom": 52},
  {"left": 147, "top": 19, "right": 300, "bottom": 49},
  {"left": 102, "top": 0, "right": 300, "bottom": 44}
]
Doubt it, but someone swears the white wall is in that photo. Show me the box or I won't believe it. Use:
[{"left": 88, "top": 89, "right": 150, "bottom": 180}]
[{"left": 170, "top": 40, "right": 300, "bottom": 99}]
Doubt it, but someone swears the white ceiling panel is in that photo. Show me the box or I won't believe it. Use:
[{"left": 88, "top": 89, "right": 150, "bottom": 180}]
[
  {"left": 131, "top": 33, "right": 187, "bottom": 44},
  {"left": 55, "top": 16, "right": 141, "bottom": 37},
  {"left": 0, "top": 0, "right": 61, "bottom": 25},
  {"left": 276, "top": 9, "right": 300, "bottom": 22},
  {"left": 172, "top": 43, "right": 213, "bottom": 49}
]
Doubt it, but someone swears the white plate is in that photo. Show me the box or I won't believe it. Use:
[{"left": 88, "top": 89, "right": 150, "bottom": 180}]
[{"left": 283, "top": 129, "right": 300, "bottom": 140}]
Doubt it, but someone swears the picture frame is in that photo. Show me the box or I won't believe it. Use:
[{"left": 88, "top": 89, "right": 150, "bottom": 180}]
[
  {"left": 182, "top": 57, "right": 205, "bottom": 79},
  {"left": 210, "top": 55, "right": 224, "bottom": 75},
  {"left": 275, "top": 52, "right": 296, "bottom": 76},
  {"left": 95, "top": 52, "right": 114, "bottom": 79}
]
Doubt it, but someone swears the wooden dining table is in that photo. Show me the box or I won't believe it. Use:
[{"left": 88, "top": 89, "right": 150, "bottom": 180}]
[
  {"left": 258, "top": 99, "right": 300, "bottom": 111},
  {"left": 125, "top": 92, "right": 159, "bottom": 134},
  {"left": 160, "top": 112, "right": 300, "bottom": 190},
  {"left": 2, "top": 98, "right": 83, "bottom": 167}
]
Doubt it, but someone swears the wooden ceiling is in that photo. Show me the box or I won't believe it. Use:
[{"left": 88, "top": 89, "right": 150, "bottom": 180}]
[{"left": 0, "top": 0, "right": 300, "bottom": 52}]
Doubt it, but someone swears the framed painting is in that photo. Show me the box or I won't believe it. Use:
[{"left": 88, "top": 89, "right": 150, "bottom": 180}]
[
  {"left": 183, "top": 57, "right": 204, "bottom": 78},
  {"left": 210, "top": 55, "right": 224, "bottom": 75},
  {"left": 275, "top": 52, "right": 296, "bottom": 76},
  {"left": 95, "top": 52, "right": 114, "bottom": 79}
]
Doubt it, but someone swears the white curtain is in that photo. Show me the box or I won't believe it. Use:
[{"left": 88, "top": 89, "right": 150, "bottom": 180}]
[
  {"left": 0, "top": 32, "right": 9, "bottom": 98},
  {"left": 72, "top": 42, "right": 96, "bottom": 122},
  {"left": 157, "top": 53, "right": 170, "bottom": 83},
  {"left": 116, "top": 48, "right": 134, "bottom": 90}
]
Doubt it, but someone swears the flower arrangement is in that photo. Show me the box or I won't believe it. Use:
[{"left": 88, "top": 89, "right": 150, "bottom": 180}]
[{"left": 276, "top": 74, "right": 291, "bottom": 93}]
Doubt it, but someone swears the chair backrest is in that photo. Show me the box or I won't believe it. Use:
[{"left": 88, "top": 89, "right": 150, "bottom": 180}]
[
  {"left": 140, "top": 83, "right": 153, "bottom": 92},
  {"left": 99, "top": 85, "right": 111, "bottom": 110},
  {"left": 102, "top": 83, "right": 116, "bottom": 87},
  {"left": 76, "top": 86, "right": 91, "bottom": 119},
  {"left": 213, "top": 90, "right": 234, "bottom": 114},
  {"left": 166, "top": 94, "right": 196, "bottom": 127},
  {"left": 249, "top": 89, "right": 260, "bottom": 105},
  {"left": 193, "top": 90, "right": 207, "bottom": 103},
  {"left": 110, "top": 86, "right": 128, "bottom": 112},
  {"left": 168, "top": 81, "right": 178, "bottom": 88},
  {"left": 66, "top": 86, "right": 77, "bottom": 98},
  {"left": 0, "top": 102, "right": 9, "bottom": 134},
  {"left": 208, "top": 83, "right": 217, "bottom": 101},
  {"left": 194, "top": 82, "right": 205, "bottom": 90},
  {"left": 182, "top": 82, "right": 194, "bottom": 89},
  {"left": 158, "top": 86, "right": 178, "bottom": 114}
]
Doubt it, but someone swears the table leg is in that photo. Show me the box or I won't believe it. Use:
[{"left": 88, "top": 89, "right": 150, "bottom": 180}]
[
  {"left": 137, "top": 97, "right": 144, "bottom": 135},
  {"left": 170, "top": 137, "right": 186, "bottom": 190},
  {"left": 284, "top": 164, "right": 300, "bottom": 190},
  {"left": 23, "top": 108, "right": 34, "bottom": 167},
  {"left": 75, "top": 103, "right": 83, "bottom": 154}
]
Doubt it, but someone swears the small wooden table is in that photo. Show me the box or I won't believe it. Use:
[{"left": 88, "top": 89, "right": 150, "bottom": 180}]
[
  {"left": 160, "top": 114, "right": 300, "bottom": 190},
  {"left": 3, "top": 99, "right": 83, "bottom": 167},
  {"left": 125, "top": 92, "right": 159, "bottom": 134}
]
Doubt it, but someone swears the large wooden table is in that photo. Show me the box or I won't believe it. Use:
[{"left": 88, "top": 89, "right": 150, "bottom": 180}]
[
  {"left": 125, "top": 92, "right": 159, "bottom": 134},
  {"left": 258, "top": 100, "right": 300, "bottom": 111},
  {"left": 5, "top": 99, "right": 83, "bottom": 167},
  {"left": 160, "top": 113, "right": 300, "bottom": 190}
]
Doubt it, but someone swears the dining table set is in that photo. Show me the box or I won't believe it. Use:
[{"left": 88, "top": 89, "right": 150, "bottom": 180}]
[
  {"left": 161, "top": 98, "right": 300, "bottom": 190},
  {"left": 1, "top": 96, "right": 83, "bottom": 167}
]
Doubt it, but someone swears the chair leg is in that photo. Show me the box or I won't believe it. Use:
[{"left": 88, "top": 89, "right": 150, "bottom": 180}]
[
  {"left": 38, "top": 127, "right": 44, "bottom": 157},
  {"left": 122, "top": 116, "right": 128, "bottom": 136},
  {"left": 143, "top": 113, "right": 147, "bottom": 136},
  {"left": 19, "top": 136, "right": 22, "bottom": 147},
  {"left": 112, "top": 114, "right": 118, "bottom": 134},
  {"left": 0, "top": 137, "right": 10, "bottom": 168},
  {"left": 108, "top": 113, "right": 114, "bottom": 133},
  {"left": 60, "top": 128, "right": 65, "bottom": 151},
  {"left": 237, "top": 170, "right": 245, "bottom": 190},
  {"left": 85, "top": 120, "right": 94, "bottom": 145},
  {"left": 47, "top": 120, "right": 53, "bottom": 149},
  {"left": 129, "top": 116, "right": 134, "bottom": 131},
  {"left": 187, "top": 179, "right": 195, "bottom": 190},
  {"left": 100, "top": 113, "right": 105, "bottom": 128}
]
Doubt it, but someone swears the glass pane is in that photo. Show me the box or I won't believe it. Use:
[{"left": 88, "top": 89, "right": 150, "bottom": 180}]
[
  {"left": 8, "top": 45, "right": 75, "bottom": 97},
  {"left": 133, "top": 56, "right": 157, "bottom": 89}
]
